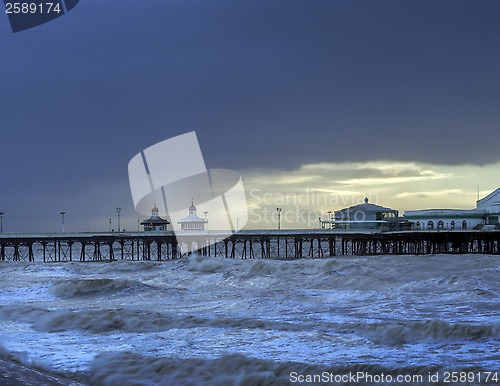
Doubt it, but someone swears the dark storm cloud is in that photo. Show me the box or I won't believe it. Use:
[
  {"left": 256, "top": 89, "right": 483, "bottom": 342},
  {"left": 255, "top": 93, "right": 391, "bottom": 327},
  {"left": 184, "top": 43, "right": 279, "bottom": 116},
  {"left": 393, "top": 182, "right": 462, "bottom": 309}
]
[{"left": 1, "top": 0, "right": 500, "bottom": 230}]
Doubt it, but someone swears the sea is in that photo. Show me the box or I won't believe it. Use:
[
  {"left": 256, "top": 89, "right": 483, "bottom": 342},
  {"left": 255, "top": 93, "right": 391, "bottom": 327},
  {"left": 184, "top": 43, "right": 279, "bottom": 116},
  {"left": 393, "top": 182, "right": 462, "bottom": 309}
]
[{"left": 0, "top": 253, "right": 498, "bottom": 385}]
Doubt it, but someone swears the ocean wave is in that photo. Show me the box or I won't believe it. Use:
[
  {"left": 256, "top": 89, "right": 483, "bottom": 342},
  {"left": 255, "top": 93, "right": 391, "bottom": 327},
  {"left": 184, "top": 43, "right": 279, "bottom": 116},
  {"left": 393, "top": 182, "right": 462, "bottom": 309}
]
[
  {"left": 0, "top": 305, "right": 50, "bottom": 324},
  {"left": 466, "top": 287, "right": 497, "bottom": 299},
  {"left": 87, "top": 351, "right": 492, "bottom": 386},
  {"left": 73, "top": 260, "right": 164, "bottom": 274},
  {"left": 87, "top": 352, "right": 386, "bottom": 386},
  {"left": 186, "top": 254, "right": 229, "bottom": 273},
  {"left": 186, "top": 254, "right": 340, "bottom": 277},
  {"left": 353, "top": 319, "right": 500, "bottom": 344},
  {"left": 248, "top": 258, "right": 339, "bottom": 276},
  {"left": 4, "top": 304, "right": 495, "bottom": 346},
  {"left": 49, "top": 278, "right": 150, "bottom": 297},
  {"left": 183, "top": 255, "right": 417, "bottom": 292},
  {"left": 0, "top": 305, "right": 300, "bottom": 334}
]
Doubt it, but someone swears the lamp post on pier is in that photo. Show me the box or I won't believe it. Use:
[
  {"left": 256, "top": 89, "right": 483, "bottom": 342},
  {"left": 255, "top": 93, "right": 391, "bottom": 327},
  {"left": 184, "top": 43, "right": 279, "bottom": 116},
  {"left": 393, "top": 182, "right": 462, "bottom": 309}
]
[
  {"left": 0, "top": 212, "right": 4, "bottom": 233},
  {"left": 276, "top": 208, "right": 282, "bottom": 230},
  {"left": 60, "top": 211, "right": 65, "bottom": 233},
  {"left": 116, "top": 208, "right": 121, "bottom": 232}
]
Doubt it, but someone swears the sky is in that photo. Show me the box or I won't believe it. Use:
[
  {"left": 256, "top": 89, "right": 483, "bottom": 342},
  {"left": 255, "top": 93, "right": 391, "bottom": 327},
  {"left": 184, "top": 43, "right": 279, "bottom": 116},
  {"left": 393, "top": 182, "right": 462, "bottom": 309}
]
[{"left": 1, "top": 0, "right": 500, "bottom": 232}]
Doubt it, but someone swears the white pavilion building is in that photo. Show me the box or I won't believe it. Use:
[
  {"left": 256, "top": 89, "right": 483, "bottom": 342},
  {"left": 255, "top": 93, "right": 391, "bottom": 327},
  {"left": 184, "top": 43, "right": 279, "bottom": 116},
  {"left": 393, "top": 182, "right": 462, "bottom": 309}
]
[
  {"left": 177, "top": 201, "right": 208, "bottom": 231},
  {"left": 404, "top": 188, "right": 500, "bottom": 230}
]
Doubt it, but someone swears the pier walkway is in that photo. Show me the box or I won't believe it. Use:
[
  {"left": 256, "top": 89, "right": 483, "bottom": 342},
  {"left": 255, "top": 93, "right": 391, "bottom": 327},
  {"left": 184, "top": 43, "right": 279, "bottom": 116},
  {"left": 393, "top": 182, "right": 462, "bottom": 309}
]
[{"left": 1, "top": 229, "right": 500, "bottom": 262}]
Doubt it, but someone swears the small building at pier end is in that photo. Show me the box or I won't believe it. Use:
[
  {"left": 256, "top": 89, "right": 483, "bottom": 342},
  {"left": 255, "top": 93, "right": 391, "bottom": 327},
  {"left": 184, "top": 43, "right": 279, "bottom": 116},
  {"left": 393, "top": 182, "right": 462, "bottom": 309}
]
[
  {"left": 140, "top": 204, "right": 170, "bottom": 231},
  {"left": 177, "top": 201, "right": 208, "bottom": 231},
  {"left": 321, "top": 197, "right": 399, "bottom": 230},
  {"left": 404, "top": 188, "right": 500, "bottom": 230}
]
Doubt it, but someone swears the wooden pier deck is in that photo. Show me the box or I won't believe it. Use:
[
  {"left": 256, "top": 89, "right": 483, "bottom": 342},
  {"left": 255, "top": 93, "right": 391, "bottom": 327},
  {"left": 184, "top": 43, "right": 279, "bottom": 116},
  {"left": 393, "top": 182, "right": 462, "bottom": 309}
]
[{"left": 1, "top": 230, "right": 499, "bottom": 262}]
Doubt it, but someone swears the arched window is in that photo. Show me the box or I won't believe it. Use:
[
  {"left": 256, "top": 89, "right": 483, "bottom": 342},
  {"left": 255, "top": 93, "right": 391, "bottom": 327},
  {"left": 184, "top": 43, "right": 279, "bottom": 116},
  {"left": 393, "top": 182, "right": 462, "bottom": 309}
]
[
  {"left": 428, "top": 220, "right": 434, "bottom": 230},
  {"left": 416, "top": 221, "right": 420, "bottom": 230},
  {"left": 437, "top": 220, "right": 444, "bottom": 230},
  {"left": 450, "top": 220, "right": 455, "bottom": 230},
  {"left": 462, "top": 220, "right": 467, "bottom": 229}
]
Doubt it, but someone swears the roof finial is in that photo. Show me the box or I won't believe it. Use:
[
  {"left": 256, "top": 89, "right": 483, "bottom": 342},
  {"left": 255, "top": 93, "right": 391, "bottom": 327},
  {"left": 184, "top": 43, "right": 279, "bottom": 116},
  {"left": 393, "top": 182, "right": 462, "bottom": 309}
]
[{"left": 364, "top": 197, "right": 369, "bottom": 204}]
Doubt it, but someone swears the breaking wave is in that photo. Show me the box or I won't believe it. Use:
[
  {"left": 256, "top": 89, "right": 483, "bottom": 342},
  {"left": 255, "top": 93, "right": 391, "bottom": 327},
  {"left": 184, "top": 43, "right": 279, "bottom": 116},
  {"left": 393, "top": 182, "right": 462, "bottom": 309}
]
[
  {"left": 87, "top": 351, "right": 492, "bottom": 386},
  {"left": 0, "top": 305, "right": 300, "bottom": 333},
  {"left": 353, "top": 319, "right": 500, "bottom": 344},
  {"left": 248, "top": 258, "right": 339, "bottom": 276},
  {"left": 49, "top": 278, "right": 150, "bottom": 297},
  {"left": 2, "top": 303, "right": 496, "bottom": 346},
  {"left": 186, "top": 254, "right": 339, "bottom": 277},
  {"left": 186, "top": 255, "right": 229, "bottom": 273}
]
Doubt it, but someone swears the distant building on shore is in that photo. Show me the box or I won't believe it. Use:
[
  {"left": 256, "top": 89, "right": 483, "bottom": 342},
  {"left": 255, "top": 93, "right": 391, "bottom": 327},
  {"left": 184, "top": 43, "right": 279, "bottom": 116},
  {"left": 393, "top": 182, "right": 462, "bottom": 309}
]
[
  {"left": 177, "top": 201, "right": 208, "bottom": 231},
  {"left": 140, "top": 204, "right": 170, "bottom": 231},
  {"left": 321, "top": 197, "right": 399, "bottom": 230},
  {"left": 404, "top": 188, "right": 500, "bottom": 230}
]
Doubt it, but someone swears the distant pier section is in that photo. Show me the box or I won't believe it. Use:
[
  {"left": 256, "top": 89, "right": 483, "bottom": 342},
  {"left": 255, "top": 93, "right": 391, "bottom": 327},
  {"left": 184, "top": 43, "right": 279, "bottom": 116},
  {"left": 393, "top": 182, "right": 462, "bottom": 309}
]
[{"left": 1, "top": 229, "right": 500, "bottom": 262}]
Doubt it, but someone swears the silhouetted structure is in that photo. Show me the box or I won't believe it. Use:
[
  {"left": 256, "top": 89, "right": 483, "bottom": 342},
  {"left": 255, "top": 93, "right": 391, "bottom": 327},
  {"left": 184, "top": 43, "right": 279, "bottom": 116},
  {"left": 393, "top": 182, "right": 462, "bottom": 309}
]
[{"left": 140, "top": 204, "right": 170, "bottom": 231}]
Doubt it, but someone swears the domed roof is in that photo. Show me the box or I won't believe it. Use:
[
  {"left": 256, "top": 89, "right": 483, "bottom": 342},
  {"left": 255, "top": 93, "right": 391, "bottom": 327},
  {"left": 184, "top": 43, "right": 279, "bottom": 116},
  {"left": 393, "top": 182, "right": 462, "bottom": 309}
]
[
  {"left": 151, "top": 204, "right": 159, "bottom": 213},
  {"left": 189, "top": 199, "right": 196, "bottom": 212}
]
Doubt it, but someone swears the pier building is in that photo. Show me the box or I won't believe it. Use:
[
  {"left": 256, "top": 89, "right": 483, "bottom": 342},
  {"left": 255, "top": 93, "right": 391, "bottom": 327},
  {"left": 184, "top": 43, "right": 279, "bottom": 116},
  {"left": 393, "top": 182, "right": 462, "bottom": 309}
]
[
  {"left": 321, "top": 198, "right": 399, "bottom": 230},
  {"left": 140, "top": 204, "right": 170, "bottom": 231},
  {"left": 404, "top": 188, "right": 500, "bottom": 230},
  {"left": 177, "top": 201, "right": 208, "bottom": 231}
]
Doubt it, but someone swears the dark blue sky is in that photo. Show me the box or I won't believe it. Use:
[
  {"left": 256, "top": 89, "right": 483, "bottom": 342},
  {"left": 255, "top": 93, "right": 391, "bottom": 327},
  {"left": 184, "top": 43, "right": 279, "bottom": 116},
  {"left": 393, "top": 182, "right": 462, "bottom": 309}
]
[{"left": 1, "top": 0, "right": 500, "bottom": 231}]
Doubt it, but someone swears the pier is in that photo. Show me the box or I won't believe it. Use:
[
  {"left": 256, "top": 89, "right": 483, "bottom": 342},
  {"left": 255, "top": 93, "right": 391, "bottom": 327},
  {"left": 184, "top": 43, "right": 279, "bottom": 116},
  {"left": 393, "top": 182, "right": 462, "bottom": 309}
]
[{"left": 1, "top": 230, "right": 500, "bottom": 262}]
